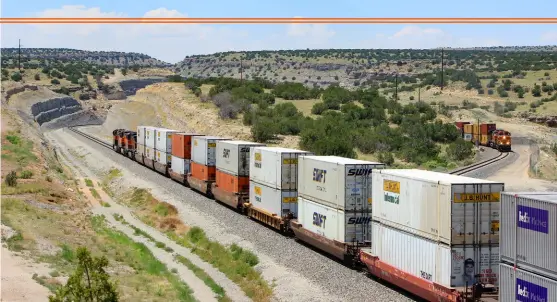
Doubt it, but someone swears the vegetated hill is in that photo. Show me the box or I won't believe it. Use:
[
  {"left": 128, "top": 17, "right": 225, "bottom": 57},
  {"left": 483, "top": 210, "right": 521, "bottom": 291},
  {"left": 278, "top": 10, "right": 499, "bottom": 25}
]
[
  {"left": 1, "top": 48, "right": 171, "bottom": 67},
  {"left": 176, "top": 47, "right": 557, "bottom": 90}
]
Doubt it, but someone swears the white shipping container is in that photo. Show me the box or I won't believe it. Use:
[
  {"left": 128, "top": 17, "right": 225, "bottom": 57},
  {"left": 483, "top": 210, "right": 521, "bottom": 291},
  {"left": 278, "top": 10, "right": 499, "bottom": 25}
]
[
  {"left": 136, "top": 143, "right": 146, "bottom": 157},
  {"left": 250, "top": 147, "right": 313, "bottom": 190},
  {"left": 170, "top": 156, "right": 191, "bottom": 176},
  {"left": 216, "top": 140, "right": 265, "bottom": 177},
  {"left": 371, "top": 221, "right": 500, "bottom": 288},
  {"left": 250, "top": 181, "right": 298, "bottom": 217},
  {"left": 144, "top": 126, "right": 157, "bottom": 149},
  {"left": 155, "top": 150, "right": 171, "bottom": 165},
  {"left": 298, "top": 156, "right": 385, "bottom": 210},
  {"left": 154, "top": 128, "right": 179, "bottom": 153},
  {"left": 372, "top": 169, "right": 503, "bottom": 245},
  {"left": 191, "top": 136, "right": 230, "bottom": 166},
  {"left": 500, "top": 192, "right": 557, "bottom": 280},
  {"left": 136, "top": 126, "right": 146, "bottom": 146},
  {"left": 145, "top": 146, "right": 155, "bottom": 160},
  {"left": 500, "top": 262, "right": 557, "bottom": 302},
  {"left": 297, "top": 197, "right": 371, "bottom": 244}
]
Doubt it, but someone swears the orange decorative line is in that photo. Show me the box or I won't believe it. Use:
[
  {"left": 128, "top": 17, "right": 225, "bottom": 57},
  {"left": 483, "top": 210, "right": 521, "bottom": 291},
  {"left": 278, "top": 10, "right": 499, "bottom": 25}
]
[{"left": 1, "top": 17, "right": 557, "bottom": 24}]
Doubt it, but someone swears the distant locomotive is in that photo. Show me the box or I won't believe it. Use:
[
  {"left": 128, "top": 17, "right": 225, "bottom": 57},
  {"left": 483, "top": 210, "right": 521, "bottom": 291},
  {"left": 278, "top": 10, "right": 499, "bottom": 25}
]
[{"left": 455, "top": 122, "right": 512, "bottom": 152}]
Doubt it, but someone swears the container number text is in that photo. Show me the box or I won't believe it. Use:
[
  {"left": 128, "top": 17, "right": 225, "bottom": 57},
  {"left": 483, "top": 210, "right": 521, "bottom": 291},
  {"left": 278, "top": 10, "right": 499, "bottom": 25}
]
[{"left": 313, "top": 212, "right": 327, "bottom": 228}]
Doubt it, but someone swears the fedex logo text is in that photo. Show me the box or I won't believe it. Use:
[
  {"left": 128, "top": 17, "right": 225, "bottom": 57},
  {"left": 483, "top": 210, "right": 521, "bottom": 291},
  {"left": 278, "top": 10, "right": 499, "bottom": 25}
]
[
  {"left": 517, "top": 205, "right": 549, "bottom": 234},
  {"left": 516, "top": 278, "right": 547, "bottom": 302}
]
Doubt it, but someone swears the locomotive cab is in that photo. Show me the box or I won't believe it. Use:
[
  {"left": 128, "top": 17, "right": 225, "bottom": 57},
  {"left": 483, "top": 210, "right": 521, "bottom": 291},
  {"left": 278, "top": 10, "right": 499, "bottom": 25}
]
[{"left": 491, "top": 129, "right": 512, "bottom": 152}]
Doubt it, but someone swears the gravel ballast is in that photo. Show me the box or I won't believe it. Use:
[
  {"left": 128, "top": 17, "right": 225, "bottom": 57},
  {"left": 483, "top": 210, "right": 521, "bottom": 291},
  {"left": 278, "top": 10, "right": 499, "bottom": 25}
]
[{"left": 47, "top": 127, "right": 418, "bottom": 302}]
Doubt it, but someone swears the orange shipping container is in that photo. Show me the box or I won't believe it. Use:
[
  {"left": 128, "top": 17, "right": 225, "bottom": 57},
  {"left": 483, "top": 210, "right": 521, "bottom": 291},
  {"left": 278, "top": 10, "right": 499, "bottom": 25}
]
[
  {"left": 172, "top": 133, "right": 204, "bottom": 159},
  {"left": 190, "top": 161, "right": 216, "bottom": 181},
  {"left": 215, "top": 169, "right": 249, "bottom": 194}
]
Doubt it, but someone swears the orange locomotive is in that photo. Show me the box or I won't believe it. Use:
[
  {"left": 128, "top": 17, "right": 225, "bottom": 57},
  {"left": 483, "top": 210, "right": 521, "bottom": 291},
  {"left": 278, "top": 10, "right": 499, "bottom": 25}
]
[{"left": 454, "top": 122, "right": 512, "bottom": 152}]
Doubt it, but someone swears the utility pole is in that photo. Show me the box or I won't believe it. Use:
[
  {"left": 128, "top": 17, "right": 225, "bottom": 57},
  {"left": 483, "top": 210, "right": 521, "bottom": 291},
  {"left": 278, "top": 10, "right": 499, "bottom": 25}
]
[
  {"left": 18, "top": 39, "right": 22, "bottom": 72},
  {"left": 395, "top": 73, "right": 398, "bottom": 100},
  {"left": 418, "top": 86, "right": 421, "bottom": 102},
  {"left": 440, "top": 48, "right": 444, "bottom": 91}
]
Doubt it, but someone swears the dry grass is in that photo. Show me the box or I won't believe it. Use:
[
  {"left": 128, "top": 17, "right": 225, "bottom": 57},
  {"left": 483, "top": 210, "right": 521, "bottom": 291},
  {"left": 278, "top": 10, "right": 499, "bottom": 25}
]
[{"left": 274, "top": 98, "right": 320, "bottom": 117}]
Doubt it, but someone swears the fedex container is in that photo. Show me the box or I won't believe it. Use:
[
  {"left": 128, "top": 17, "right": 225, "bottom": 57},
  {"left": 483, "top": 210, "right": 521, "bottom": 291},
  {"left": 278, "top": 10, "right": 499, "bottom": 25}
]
[
  {"left": 500, "top": 192, "right": 557, "bottom": 279},
  {"left": 372, "top": 169, "right": 504, "bottom": 245},
  {"left": 297, "top": 197, "right": 371, "bottom": 244},
  {"left": 191, "top": 136, "right": 231, "bottom": 166},
  {"left": 136, "top": 126, "right": 147, "bottom": 146},
  {"left": 249, "top": 181, "right": 298, "bottom": 217},
  {"left": 155, "top": 149, "right": 171, "bottom": 165},
  {"left": 298, "top": 156, "right": 385, "bottom": 210},
  {"left": 154, "top": 128, "right": 179, "bottom": 153},
  {"left": 371, "top": 221, "right": 500, "bottom": 288},
  {"left": 216, "top": 140, "right": 265, "bottom": 177},
  {"left": 500, "top": 262, "right": 557, "bottom": 302},
  {"left": 144, "top": 126, "right": 157, "bottom": 149},
  {"left": 250, "top": 147, "right": 313, "bottom": 190},
  {"left": 171, "top": 156, "right": 191, "bottom": 176}
]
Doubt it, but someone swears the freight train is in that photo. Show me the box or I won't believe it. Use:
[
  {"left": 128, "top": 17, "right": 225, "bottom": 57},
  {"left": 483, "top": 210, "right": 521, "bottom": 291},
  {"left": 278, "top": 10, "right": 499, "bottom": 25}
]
[
  {"left": 109, "top": 126, "right": 520, "bottom": 302},
  {"left": 454, "top": 122, "right": 512, "bottom": 152}
]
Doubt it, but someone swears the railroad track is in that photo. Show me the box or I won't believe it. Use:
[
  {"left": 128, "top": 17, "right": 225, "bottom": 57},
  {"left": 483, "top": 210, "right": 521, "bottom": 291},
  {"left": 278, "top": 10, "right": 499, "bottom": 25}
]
[
  {"left": 67, "top": 126, "right": 113, "bottom": 150},
  {"left": 449, "top": 151, "right": 510, "bottom": 175}
]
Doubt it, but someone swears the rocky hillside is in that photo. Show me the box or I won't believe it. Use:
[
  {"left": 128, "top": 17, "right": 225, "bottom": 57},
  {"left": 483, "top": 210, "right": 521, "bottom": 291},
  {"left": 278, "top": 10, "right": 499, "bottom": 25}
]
[
  {"left": 176, "top": 47, "right": 557, "bottom": 89},
  {"left": 1, "top": 48, "right": 171, "bottom": 67}
]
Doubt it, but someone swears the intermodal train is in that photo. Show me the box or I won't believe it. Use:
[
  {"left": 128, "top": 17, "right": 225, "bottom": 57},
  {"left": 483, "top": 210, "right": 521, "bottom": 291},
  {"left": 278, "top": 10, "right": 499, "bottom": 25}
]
[
  {"left": 454, "top": 122, "right": 512, "bottom": 152},
  {"left": 110, "top": 126, "right": 506, "bottom": 302}
]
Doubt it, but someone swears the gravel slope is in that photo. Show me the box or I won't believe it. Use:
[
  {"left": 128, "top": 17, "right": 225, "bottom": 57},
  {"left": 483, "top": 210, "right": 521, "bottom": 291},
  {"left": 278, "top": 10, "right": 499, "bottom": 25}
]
[{"left": 47, "top": 127, "right": 418, "bottom": 302}]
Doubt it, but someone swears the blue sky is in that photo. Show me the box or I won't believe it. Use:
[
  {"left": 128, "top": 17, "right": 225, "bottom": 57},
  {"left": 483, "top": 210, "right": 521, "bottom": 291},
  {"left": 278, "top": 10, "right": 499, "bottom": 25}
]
[{"left": 2, "top": 0, "right": 557, "bottom": 63}]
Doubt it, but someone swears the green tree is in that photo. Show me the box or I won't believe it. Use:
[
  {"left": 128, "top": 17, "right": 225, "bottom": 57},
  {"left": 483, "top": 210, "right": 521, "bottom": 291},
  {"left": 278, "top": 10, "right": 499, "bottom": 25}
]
[
  {"left": 49, "top": 247, "right": 119, "bottom": 302},
  {"left": 446, "top": 138, "right": 474, "bottom": 161},
  {"left": 121, "top": 68, "right": 127, "bottom": 76},
  {"left": 11, "top": 72, "right": 22, "bottom": 82}
]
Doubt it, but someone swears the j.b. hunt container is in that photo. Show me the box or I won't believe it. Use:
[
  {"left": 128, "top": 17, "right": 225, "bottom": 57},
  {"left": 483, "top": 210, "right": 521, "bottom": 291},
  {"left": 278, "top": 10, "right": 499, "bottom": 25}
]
[
  {"left": 500, "top": 192, "right": 557, "bottom": 280},
  {"left": 372, "top": 169, "right": 504, "bottom": 245},
  {"left": 360, "top": 222, "right": 500, "bottom": 302},
  {"left": 247, "top": 181, "right": 298, "bottom": 231},
  {"left": 249, "top": 147, "right": 314, "bottom": 190},
  {"left": 297, "top": 156, "right": 385, "bottom": 210},
  {"left": 499, "top": 262, "right": 557, "bottom": 302},
  {"left": 290, "top": 197, "right": 372, "bottom": 262}
]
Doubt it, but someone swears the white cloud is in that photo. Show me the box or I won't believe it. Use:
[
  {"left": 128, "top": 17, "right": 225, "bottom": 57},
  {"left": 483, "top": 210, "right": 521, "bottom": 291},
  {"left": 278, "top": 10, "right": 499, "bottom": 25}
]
[
  {"left": 541, "top": 31, "right": 557, "bottom": 43},
  {"left": 285, "top": 16, "right": 335, "bottom": 48},
  {"left": 360, "top": 26, "right": 503, "bottom": 49}
]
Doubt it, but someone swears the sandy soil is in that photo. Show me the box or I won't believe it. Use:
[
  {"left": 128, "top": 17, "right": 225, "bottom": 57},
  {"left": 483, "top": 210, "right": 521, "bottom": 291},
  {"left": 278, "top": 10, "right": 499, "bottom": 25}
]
[{"left": 0, "top": 245, "right": 52, "bottom": 302}]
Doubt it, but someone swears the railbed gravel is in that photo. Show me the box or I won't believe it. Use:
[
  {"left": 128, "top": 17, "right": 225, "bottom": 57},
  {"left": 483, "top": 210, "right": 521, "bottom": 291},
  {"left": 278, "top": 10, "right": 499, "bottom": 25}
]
[{"left": 48, "top": 127, "right": 419, "bottom": 302}]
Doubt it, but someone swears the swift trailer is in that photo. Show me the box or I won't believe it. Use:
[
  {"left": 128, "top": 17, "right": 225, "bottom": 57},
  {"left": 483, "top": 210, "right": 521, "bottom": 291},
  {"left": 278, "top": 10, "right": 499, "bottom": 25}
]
[
  {"left": 292, "top": 156, "right": 384, "bottom": 266},
  {"left": 500, "top": 192, "right": 557, "bottom": 280},
  {"left": 362, "top": 169, "right": 504, "bottom": 302},
  {"left": 212, "top": 140, "right": 266, "bottom": 209},
  {"left": 245, "top": 147, "right": 313, "bottom": 233}
]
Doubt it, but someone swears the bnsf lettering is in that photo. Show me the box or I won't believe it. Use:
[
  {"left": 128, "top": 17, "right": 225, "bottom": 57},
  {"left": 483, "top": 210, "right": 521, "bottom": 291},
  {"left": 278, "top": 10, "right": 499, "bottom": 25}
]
[
  {"left": 347, "top": 168, "right": 373, "bottom": 176},
  {"left": 313, "top": 212, "right": 327, "bottom": 228},
  {"left": 313, "top": 168, "right": 327, "bottom": 183},
  {"left": 223, "top": 148, "right": 230, "bottom": 158},
  {"left": 347, "top": 217, "right": 371, "bottom": 225}
]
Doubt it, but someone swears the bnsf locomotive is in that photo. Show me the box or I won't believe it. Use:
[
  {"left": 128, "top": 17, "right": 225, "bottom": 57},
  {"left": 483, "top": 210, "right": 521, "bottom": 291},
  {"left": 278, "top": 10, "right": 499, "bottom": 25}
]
[{"left": 455, "top": 122, "right": 512, "bottom": 152}]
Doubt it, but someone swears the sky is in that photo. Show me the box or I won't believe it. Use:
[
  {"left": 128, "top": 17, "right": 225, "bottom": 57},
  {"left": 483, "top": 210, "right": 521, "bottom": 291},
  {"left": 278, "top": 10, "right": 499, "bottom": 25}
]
[{"left": 1, "top": 0, "right": 557, "bottom": 63}]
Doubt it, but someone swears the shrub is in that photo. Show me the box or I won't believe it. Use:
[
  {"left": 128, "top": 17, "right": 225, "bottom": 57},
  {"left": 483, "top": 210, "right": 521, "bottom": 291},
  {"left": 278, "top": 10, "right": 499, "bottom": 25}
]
[
  {"left": 20, "top": 170, "right": 33, "bottom": 179},
  {"left": 5, "top": 171, "right": 18, "bottom": 187},
  {"left": 51, "top": 79, "right": 60, "bottom": 85}
]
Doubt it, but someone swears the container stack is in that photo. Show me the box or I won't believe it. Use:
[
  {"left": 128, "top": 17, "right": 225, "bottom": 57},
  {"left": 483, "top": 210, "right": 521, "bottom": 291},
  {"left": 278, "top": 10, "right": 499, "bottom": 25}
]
[
  {"left": 170, "top": 133, "right": 204, "bottom": 178},
  {"left": 292, "top": 156, "right": 384, "bottom": 259},
  {"left": 247, "top": 147, "right": 313, "bottom": 229},
  {"left": 189, "top": 136, "right": 230, "bottom": 194},
  {"left": 499, "top": 192, "right": 557, "bottom": 301},
  {"left": 153, "top": 128, "right": 179, "bottom": 165},
  {"left": 367, "top": 169, "right": 503, "bottom": 291},
  {"left": 479, "top": 123, "right": 496, "bottom": 146},
  {"left": 136, "top": 125, "right": 157, "bottom": 161},
  {"left": 454, "top": 121, "right": 470, "bottom": 136},
  {"left": 213, "top": 140, "right": 265, "bottom": 208}
]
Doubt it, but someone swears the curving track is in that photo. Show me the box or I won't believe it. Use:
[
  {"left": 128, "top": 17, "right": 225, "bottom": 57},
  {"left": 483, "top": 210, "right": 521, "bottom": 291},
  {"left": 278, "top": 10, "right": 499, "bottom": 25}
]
[{"left": 449, "top": 151, "right": 511, "bottom": 176}]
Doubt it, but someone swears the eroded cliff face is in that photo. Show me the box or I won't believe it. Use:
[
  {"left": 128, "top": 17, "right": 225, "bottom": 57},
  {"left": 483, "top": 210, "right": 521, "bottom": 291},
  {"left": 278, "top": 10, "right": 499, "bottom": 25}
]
[
  {"left": 118, "top": 78, "right": 166, "bottom": 96},
  {"left": 31, "top": 97, "right": 83, "bottom": 125}
]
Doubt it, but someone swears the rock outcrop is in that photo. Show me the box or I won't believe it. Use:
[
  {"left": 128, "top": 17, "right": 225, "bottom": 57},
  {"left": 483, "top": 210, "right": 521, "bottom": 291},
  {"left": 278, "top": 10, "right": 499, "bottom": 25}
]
[
  {"left": 31, "top": 97, "right": 83, "bottom": 125},
  {"left": 118, "top": 78, "right": 166, "bottom": 96}
]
